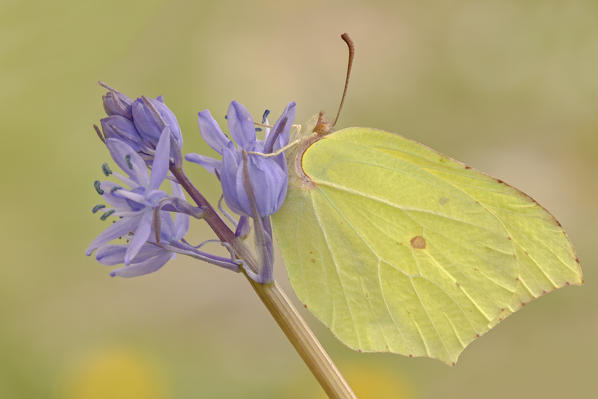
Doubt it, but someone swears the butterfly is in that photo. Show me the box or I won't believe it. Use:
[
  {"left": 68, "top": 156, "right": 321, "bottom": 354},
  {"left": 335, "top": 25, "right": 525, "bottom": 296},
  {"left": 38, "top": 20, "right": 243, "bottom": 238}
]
[{"left": 270, "top": 34, "right": 582, "bottom": 365}]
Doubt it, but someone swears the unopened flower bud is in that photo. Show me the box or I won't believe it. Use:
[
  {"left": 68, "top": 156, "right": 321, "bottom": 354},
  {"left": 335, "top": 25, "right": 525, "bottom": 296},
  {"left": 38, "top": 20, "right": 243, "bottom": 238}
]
[
  {"left": 100, "top": 115, "right": 143, "bottom": 152},
  {"left": 132, "top": 97, "right": 183, "bottom": 150},
  {"left": 102, "top": 90, "right": 134, "bottom": 119}
]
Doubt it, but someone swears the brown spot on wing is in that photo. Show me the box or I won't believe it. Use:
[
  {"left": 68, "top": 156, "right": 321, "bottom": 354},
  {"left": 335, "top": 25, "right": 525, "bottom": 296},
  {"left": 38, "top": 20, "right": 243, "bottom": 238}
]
[{"left": 410, "top": 236, "right": 426, "bottom": 249}]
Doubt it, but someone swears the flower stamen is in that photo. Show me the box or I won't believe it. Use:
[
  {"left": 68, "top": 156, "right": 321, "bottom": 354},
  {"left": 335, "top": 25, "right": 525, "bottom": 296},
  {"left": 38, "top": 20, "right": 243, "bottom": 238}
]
[
  {"left": 102, "top": 163, "right": 112, "bottom": 176},
  {"left": 92, "top": 204, "right": 106, "bottom": 213},
  {"left": 94, "top": 180, "right": 104, "bottom": 195},
  {"left": 100, "top": 209, "right": 115, "bottom": 220}
]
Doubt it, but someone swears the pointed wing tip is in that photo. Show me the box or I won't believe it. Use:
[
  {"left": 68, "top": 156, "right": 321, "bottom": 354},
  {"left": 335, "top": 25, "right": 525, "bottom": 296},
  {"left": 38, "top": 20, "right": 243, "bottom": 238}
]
[{"left": 568, "top": 276, "right": 584, "bottom": 287}]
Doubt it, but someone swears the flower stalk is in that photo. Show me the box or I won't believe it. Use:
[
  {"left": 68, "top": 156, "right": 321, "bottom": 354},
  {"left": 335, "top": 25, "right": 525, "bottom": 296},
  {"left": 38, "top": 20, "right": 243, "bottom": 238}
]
[{"left": 170, "top": 165, "right": 356, "bottom": 399}]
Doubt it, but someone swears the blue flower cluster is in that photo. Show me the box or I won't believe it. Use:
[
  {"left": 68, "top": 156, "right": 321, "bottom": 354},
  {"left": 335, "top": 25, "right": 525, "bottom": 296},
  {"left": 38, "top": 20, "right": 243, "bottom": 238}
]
[{"left": 87, "top": 84, "right": 295, "bottom": 282}]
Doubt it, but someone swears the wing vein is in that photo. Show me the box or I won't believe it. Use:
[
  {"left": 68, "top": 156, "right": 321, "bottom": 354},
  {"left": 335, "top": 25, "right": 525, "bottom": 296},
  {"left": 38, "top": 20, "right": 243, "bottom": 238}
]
[
  {"left": 310, "top": 190, "right": 362, "bottom": 348},
  {"left": 316, "top": 188, "right": 411, "bottom": 352}
]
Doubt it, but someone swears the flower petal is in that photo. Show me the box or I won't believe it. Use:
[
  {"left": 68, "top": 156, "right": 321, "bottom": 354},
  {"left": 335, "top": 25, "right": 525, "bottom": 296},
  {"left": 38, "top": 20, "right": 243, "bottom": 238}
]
[
  {"left": 111, "top": 251, "right": 174, "bottom": 278},
  {"left": 125, "top": 211, "right": 153, "bottom": 264},
  {"left": 111, "top": 189, "right": 147, "bottom": 205},
  {"left": 264, "top": 101, "right": 295, "bottom": 153},
  {"left": 198, "top": 110, "right": 230, "bottom": 153},
  {"left": 149, "top": 128, "right": 171, "bottom": 190},
  {"left": 185, "top": 153, "right": 222, "bottom": 174},
  {"left": 233, "top": 157, "right": 251, "bottom": 215},
  {"left": 102, "top": 90, "right": 134, "bottom": 119},
  {"left": 131, "top": 98, "right": 160, "bottom": 142},
  {"left": 95, "top": 244, "right": 127, "bottom": 265},
  {"left": 171, "top": 181, "right": 190, "bottom": 240},
  {"left": 101, "top": 116, "right": 142, "bottom": 151},
  {"left": 105, "top": 138, "right": 149, "bottom": 186},
  {"left": 226, "top": 101, "right": 256, "bottom": 149},
  {"left": 235, "top": 216, "right": 250, "bottom": 238},
  {"left": 133, "top": 97, "right": 183, "bottom": 149},
  {"left": 96, "top": 244, "right": 165, "bottom": 266},
  {"left": 220, "top": 143, "right": 244, "bottom": 214},
  {"left": 110, "top": 172, "right": 138, "bottom": 189},
  {"left": 100, "top": 181, "right": 132, "bottom": 209},
  {"left": 86, "top": 215, "right": 142, "bottom": 255},
  {"left": 247, "top": 155, "right": 288, "bottom": 216},
  {"left": 157, "top": 211, "right": 176, "bottom": 240}
]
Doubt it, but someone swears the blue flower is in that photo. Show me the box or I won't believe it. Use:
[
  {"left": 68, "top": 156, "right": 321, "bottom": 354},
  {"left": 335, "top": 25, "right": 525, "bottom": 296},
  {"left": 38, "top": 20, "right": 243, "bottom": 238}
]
[
  {"left": 102, "top": 88, "right": 133, "bottom": 119},
  {"left": 93, "top": 182, "right": 190, "bottom": 278},
  {"left": 186, "top": 101, "right": 296, "bottom": 217},
  {"left": 132, "top": 96, "right": 183, "bottom": 151},
  {"left": 86, "top": 129, "right": 175, "bottom": 267},
  {"left": 99, "top": 83, "right": 183, "bottom": 162}
]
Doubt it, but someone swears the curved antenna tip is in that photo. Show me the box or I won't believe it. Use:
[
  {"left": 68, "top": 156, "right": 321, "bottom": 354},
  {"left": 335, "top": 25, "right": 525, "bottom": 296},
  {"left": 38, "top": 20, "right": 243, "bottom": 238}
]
[{"left": 332, "top": 33, "right": 355, "bottom": 128}]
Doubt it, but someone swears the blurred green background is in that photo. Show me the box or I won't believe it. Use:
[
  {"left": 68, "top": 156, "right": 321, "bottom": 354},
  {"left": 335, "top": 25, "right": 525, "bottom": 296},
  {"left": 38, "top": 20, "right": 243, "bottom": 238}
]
[{"left": 1, "top": 0, "right": 596, "bottom": 398}]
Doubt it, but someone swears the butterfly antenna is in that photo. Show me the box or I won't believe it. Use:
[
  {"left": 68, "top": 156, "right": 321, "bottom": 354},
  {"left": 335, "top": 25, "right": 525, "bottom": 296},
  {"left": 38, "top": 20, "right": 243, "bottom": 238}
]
[{"left": 332, "top": 33, "right": 355, "bottom": 128}]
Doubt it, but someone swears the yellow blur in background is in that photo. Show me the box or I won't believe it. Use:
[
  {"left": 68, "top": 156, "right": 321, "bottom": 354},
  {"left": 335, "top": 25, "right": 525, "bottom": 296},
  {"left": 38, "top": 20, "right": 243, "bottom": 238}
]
[
  {"left": 1, "top": 0, "right": 596, "bottom": 398},
  {"left": 62, "top": 349, "right": 170, "bottom": 399}
]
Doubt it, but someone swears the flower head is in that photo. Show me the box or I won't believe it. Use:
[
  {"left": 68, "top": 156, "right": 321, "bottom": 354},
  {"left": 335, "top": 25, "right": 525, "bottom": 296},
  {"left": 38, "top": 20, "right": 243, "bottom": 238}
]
[
  {"left": 93, "top": 181, "right": 190, "bottom": 278},
  {"left": 86, "top": 129, "right": 176, "bottom": 268},
  {"left": 186, "top": 101, "right": 296, "bottom": 217},
  {"left": 98, "top": 83, "right": 183, "bottom": 163}
]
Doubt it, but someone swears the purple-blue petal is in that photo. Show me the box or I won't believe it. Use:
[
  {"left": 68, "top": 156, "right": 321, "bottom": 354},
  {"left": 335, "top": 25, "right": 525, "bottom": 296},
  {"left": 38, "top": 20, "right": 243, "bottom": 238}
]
[
  {"left": 264, "top": 101, "right": 295, "bottom": 153},
  {"left": 86, "top": 215, "right": 142, "bottom": 255},
  {"left": 185, "top": 153, "right": 222, "bottom": 174},
  {"left": 97, "top": 244, "right": 164, "bottom": 266},
  {"left": 112, "top": 189, "right": 147, "bottom": 205},
  {"left": 103, "top": 90, "right": 134, "bottom": 119},
  {"left": 149, "top": 128, "right": 171, "bottom": 190},
  {"left": 101, "top": 116, "right": 142, "bottom": 151},
  {"left": 145, "top": 189, "right": 167, "bottom": 205},
  {"left": 105, "top": 138, "right": 149, "bottom": 186},
  {"left": 132, "top": 97, "right": 182, "bottom": 149},
  {"left": 124, "top": 211, "right": 153, "bottom": 264},
  {"left": 157, "top": 211, "right": 176, "bottom": 241},
  {"left": 100, "top": 181, "right": 131, "bottom": 209},
  {"left": 232, "top": 157, "right": 250, "bottom": 215},
  {"left": 198, "top": 110, "right": 230, "bottom": 153},
  {"left": 246, "top": 155, "right": 287, "bottom": 216},
  {"left": 95, "top": 244, "right": 127, "bottom": 265},
  {"left": 110, "top": 251, "right": 175, "bottom": 278},
  {"left": 220, "top": 144, "right": 244, "bottom": 214},
  {"left": 235, "top": 216, "right": 250, "bottom": 238},
  {"left": 226, "top": 101, "right": 256, "bottom": 149},
  {"left": 171, "top": 181, "right": 190, "bottom": 240}
]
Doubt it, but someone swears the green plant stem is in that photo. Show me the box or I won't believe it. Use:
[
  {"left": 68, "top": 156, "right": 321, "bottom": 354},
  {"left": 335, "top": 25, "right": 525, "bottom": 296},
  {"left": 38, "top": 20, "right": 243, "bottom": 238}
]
[
  {"left": 171, "top": 166, "right": 356, "bottom": 399},
  {"left": 248, "top": 276, "right": 357, "bottom": 399}
]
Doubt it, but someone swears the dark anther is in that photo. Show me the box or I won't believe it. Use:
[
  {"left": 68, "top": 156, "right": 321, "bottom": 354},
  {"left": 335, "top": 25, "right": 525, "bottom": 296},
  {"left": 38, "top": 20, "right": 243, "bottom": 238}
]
[
  {"left": 100, "top": 210, "right": 115, "bottom": 220},
  {"left": 102, "top": 163, "right": 112, "bottom": 176},
  {"left": 262, "top": 109, "right": 271, "bottom": 123},
  {"left": 92, "top": 204, "right": 106, "bottom": 214},
  {"left": 125, "top": 154, "right": 133, "bottom": 170},
  {"left": 94, "top": 180, "right": 104, "bottom": 195}
]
